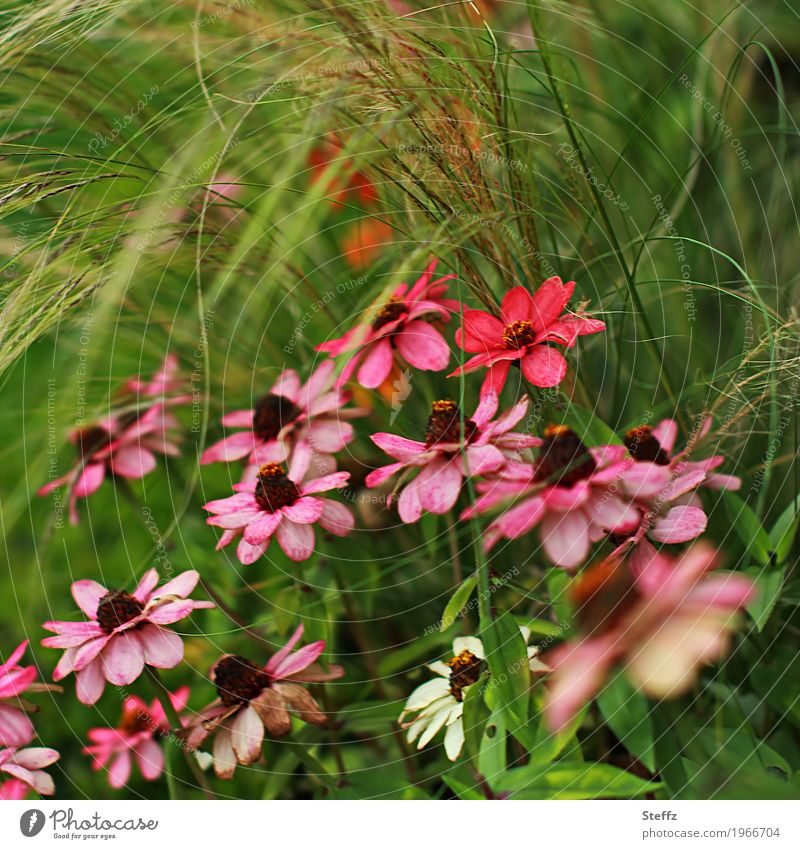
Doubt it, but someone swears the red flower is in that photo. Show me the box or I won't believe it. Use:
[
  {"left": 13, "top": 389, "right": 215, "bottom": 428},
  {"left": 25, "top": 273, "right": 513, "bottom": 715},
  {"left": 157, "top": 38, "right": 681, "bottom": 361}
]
[{"left": 450, "top": 278, "right": 604, "bottom": 396}]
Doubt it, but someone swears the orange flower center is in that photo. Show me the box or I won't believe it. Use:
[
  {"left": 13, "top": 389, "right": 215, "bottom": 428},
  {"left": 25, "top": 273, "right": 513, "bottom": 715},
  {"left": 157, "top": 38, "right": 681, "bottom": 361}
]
[
  {"left": 534, "top": 424, "right": 597, "bottom": 487},
  {"left": 447, "top": 650, "right": 484, "bottom": 702},
  {"left": 372, "top": 296, "right": 407, "bottom": 331},
  {"left": 254, "top": 463, "right": 300, "bottom": 512},
  {"left": 425, "top": 399, "right": 478, "bottom": 448},
  {"left": 502, "top": 319, "right": 536, "bottom": 349}
]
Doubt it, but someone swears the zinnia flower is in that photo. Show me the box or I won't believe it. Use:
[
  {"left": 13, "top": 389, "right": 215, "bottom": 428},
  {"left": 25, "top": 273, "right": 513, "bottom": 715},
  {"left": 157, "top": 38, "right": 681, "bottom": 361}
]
[
  {"left": 184, "top": 625, "right": 344, "bottom": 779},
  {"left": 0, "top": 777, "right": 30, "bottom": 799},
  {"left": 316, "top": 258, "right": 460, "bottom": 388},
  {"left": 0, "top": 747, "right": 60, "bottom": 796},
  {"left": 83, "top": 687, "right": 190, "bottom": 788},
  {"left": 543, "top": 544, "right": 755, "bottom": 731},
  {"left": 0, "top": 641, "right": 60, "bottom": 747},
  {"left": 400, "top": 629, "right": 546, "bottom": 761},
  {"left": 201, "top": 360, "right": 364, "bottom": 481},
  {"left": 42, "top": 569, "right": 214, "bottom": 705},
  {"left": 466, "top": 425, "right": 641, "bottom": 569},
  {"left": 203, "top": 443, "right": 354, "bottom": 564},
  {"left": 450, "top": 278, "right": 605, "bottom": 396},
  {"left": 366, "top": 394, "right": 539, "bottom": 523},
  {"left": 37, "top": 355, "right": 187, "bottom": 524}
]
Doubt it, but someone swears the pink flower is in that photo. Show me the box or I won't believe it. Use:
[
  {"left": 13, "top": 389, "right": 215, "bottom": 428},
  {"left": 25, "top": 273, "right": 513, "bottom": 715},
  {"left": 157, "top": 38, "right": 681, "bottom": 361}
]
[
  {"left": 613, "top": 417, "right": 742, "bottom": 547},
  {"left": 316, "top": 258, "right": 460, "bottom": 388},
  {"left": 200, "top": 360, "right": 364, "bottom": 480},
  {"left": 466, "top": 426, "right": 641, "bottom": 569},
  {"left": 41, "top": 569, "right": 214, "bottom": 705},
  {"left": 450, "top": 278, "right": 605, "bottom": 396},
  {"left": 365, "top": 393, "right": 539, "bottom": 523},
  {"left": 0, "top": 777, "right": 31, "bottom": 799},
  {"left": 0, "top": 747, "right": 60, "bottom": 796},
  {"left": 203, "top": 444, "right": 354, "bottom": 564},
  {"left": 37, "top": 355, "right": 188, "bottom": 524},
  {"left": 0, "top": 641, "right": 60, "bottom": 747},
  {"left": 184, "top": 625, "right": 344, "bottom": 778},
  {"left": 544, "top": 544, "right": 755, "bottom": 731},
  {"left": 83, "top": 687, "right": 190, "bottom": 788}
]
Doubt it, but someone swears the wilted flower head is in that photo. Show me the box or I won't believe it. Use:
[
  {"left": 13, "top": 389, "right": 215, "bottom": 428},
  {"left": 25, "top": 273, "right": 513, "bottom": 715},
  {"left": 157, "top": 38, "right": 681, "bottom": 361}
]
[
  {"left": 450, "top": 278, "right": 604, "bottom": 396},
  {"left": 37, "top": 355, "right": 188, "bottom": 524},
  {"left": 316, "top": 258, "right": 460, "bottom": 389},
  {"left": 42, "top": 569, "right": 213, "bottom": 705},
  {"left": 366, "top": 393, "right": 539, "bottom": 522},
  {"left": 543, "top": 543, "right": 755, "bottom": 731},
  {"left": 0, "top": 640, "right": 60, "bottom": 747},
  {"left": 83, "top": 688, "right": 190, "bottom": 788},
  {"left": 184, "top": 625, "right": 344, "bottom": 779}
]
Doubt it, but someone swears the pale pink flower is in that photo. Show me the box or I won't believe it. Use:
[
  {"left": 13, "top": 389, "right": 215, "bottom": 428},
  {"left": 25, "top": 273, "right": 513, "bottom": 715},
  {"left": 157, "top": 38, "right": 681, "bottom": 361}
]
[
  {"left": 37, "top": 355, "right": 188, "bottom": 524},
  {"left": 365, "top": 393, "right": 539, "bottom": 523},
  {"left": 184, "top": 625, "right": 344, "bottom": 779},
  {"left": 41, "top": 569, "right": 213, "bottom": 705},
  {"left": 544, "top": 544, "right": 755, "bottom": 731},
  {"left": 316, "top": 258, "right": 460, "bottom": 388},
  {"left": 83, "top": 687, "right": 190, "bottom": 788},
  {"left": 450, "top": 278, "right": 605, "bottom": 396},
  {"left": 200, "top": 360, "right": 364, "bottom": 480},
  {"left": 0, "top": 747, "right": 60, "bottom": 796},
  {"left": 204, "top": 443, "right": 354, "bottom": 564},
  {"left": 0, "top": 641, "right": 60, "bottom": 747},
  {"left": 466, "top": 426, "right": 640, "bottom": 569}
]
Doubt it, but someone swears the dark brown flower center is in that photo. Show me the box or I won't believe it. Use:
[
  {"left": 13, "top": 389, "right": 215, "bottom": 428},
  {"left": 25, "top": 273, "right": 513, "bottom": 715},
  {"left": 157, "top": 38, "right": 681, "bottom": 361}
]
[
  {"left": 96, "top": 591, "right": 144, "bottom": 634},
  {"left": 372, "top": 296, "right": 407, "bottom": 331},
  {"left": 120, "top": 706, "right": 154, "bottom": 735},
  {"left": 425, "top": 399, "right": 478, "bottom": 448},
  {"left": 534, "top": 424, "right": 597, "bottom": 487},
  {"left": 570, "top": 558, "right": 638, "bottom": 636},
  {"left": 254, "top": 463, "right": 301, "bottom": 512},
  {"left": 502, "top": 319, "right": 536, "bottom": 349},
  {"left": 447, "top": 650, "right": 484, "bottom": 702},
  {"left": 624, "top": 425, "right": 670, "bottom": 465},
  {"left": 252, "top": 394, "right": 301, "bottom": 442},
  {"left": 214, "top": 655, "right": 270, "bottom": 706}
]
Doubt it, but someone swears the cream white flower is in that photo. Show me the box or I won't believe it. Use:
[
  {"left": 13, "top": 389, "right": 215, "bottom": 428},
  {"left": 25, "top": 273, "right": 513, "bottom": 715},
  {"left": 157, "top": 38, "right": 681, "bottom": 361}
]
[{"left": 399, "top": 628, "right": 547, "bottom": 761}]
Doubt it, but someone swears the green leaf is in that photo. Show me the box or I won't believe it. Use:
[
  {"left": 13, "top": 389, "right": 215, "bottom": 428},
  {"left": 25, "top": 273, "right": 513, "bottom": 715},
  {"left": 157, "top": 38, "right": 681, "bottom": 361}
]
[
  {"left": 561, "top": 403, "right": 623, "bottom": 446},
  {"left": 482, "top": 611, "right": 531, "bottom": 724},
  {"left": 462, "top": 672, "right": 491, "bottom": 760},
  {"left": 769, "top": 496, "right": 800, "bottom": 565},
  {"left": 440, "top": 574, "right": 477, "bottom": 632},
  {"left": 478, "top": 711, "right": 507, "bottom": 779},
  {"left": 596, "top": 673, "right": 655, "bottom": 772},
  {"left": 494, "top": 761, "right": 659, "bottom": 799},
  {"left": 722, "top": 490, "right": 771, "bottom": 566},
  {"left": 441, "top": 773, "right": 484, "bottom": 800},
  {"left": 745, "top": 565, "right": 784, "bottom": 631},
  {"left": 529, "top": 704, "right": 587, "bottom": 764}
]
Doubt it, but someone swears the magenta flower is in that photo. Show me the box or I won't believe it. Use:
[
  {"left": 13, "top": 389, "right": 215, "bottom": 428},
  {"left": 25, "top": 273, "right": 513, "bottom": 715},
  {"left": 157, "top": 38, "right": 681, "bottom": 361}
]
[
  {"left": 316, "top": 258, "right": 460, "bottom": 388},
  {"left": 204, "top": 443, "right": 353, "bottom": 564},
  {"left": 450, "top": 278, "right": 605, "bottom": 396},
  {"left": 37, "top": 355, "right": 187, "bottom": 524},
  {"left": 0, "top": 777, "right": 30, "bottom": 799},
  {"left": 466, "top": 425, "right": 640, "bottom": 569},
  {"left": 365, "top": 394, "right": 539, "bottom": 523},
  {"left": 200, "top": 360, "right": 364, "bottom": 479},
  {"left": 0, "top": 641, "right": 60, "bottom": 747},
  {"left": 544, "top": 544, "right": 755, "bottom": 731},
  {"left": 184, "top": 625, "right": 344, "bottom": 779},
  {"left": 42, "top": 569, "right": 214, "bottom": 705},
  {"left": 83, "top": 687, "right": 190, "bottom": 788},
  {"left": 0, "top": 746, "right": 60, "bottom": 796}
]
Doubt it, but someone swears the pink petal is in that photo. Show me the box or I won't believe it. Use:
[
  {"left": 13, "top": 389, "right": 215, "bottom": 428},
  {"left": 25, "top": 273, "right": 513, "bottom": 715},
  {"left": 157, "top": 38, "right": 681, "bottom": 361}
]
[
  {"left": 479, "top": 359, "right": 512, "bottom": 397},
  {"left": 108, "top": 751, "right": 132, "bottom": 788},
  {"left": 273, "top": 641, "right": 325, "bottom": 679},
  {"left": 137, "top": 624, "right": 184, "bottom": 669},
  {"left": 282, "top": 496, "right": 324, "bottom": 524},
  {"left": 417, "top": 457, "right": 463, "bottom": 515},
  {"left": 0, "top": 705, "right": 35, "bottom": 747},
  {"left": 520, "top": 346, "right": 568, "bottom": 387},
  {"left": 317, "top": 500, "right": 355, "bottom": 536},
  {"left": 108, "top": 445, "right": 157, "bottom": 479},
  {"left": 540, "top": 509, "right": 591, "bottom": 569},
  {"left": 71, "top": 580, "right": 108, "bottom": 618},
  {"left": 370, "top": 433, "right": 426, "bottom": 462},
  {"left": 241, "top": 511, "right": 282, "bottom": 545},
  {"left": 357, "top": 337, "right": 394, "bottom": 388},
  {"left": 460, "top": 310, "right": 504, "bottom": 352},
  {"left": 305, "top": 420, "right": 351, "bottom": 453},
  {"left": 397, "top": 474, "right": 424, "bottom": 523},
  {"left": 365, "top": 462, "right": 405, "bottom": 488},
  {"left": 11, "top": 748, "right": 59, "bottom": 769},
  {"left": 134, "top": 737, "right": 164, "bottom": 781},
  {"left": 541, "top": 481, "right": 590, "bottom": 511},
  {"left": 395, "top": 321, "right": 450, "bottom": 371},
  {"left": 275, "top": 520, "right": 315, "bottom": 561},
  {"left": 133, "top": 569, "right": 160, "bottom": 603},
  {"left": 465, "top": 444, "right": 505, "bottom": 476},
  {"left": 300, "top": 471, "right": 350, "bottom": 494},
  {"left": 652, "top": 419, "right": 678, "bottom": 453},
  {"left": 73, "top": 463, "right": 107, "bottom": 497},
  {"left": 621, "top": 462, "right": 672, "bottom": 499},
  {"left": 237, "top": 537, "right": 269, "bottom": 565},
  {"left": 530, "top": 276, "right": 574, "bottom": 331},
  {"left": 200, "top": 431, "right": 259, "bottom": 464},
  {"left": 101, "top": 632, "right": 145, "bottom": 686},
  {"left": 220, "top": 409, "right": 255, "bottom": 427},
  {"left": 500, "top": 286, "right": 535, "bottom": 322},
  {"left": 230, "top": 705, "right": 264, "bottom": 764},
  {"left": 265, "top": 625, "right": 305, "bottom": 673},
  {"left": 650, "top": 505, "right": 707, "bottom": 543},
  {"left": 493, "top": 496, "right": 546, "bottom": 539},
  {"left": 156, "top": 570, "right": 200, "bottom": 600},
  {"left": 75, "top": 659, "right": 106, "bottom": 705}
]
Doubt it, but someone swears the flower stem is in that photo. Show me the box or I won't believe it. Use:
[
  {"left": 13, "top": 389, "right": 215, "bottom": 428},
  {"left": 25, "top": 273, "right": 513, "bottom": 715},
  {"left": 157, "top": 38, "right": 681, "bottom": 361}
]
[{"left": 145, "top": 667, "right": 216, "bottom": 800}]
